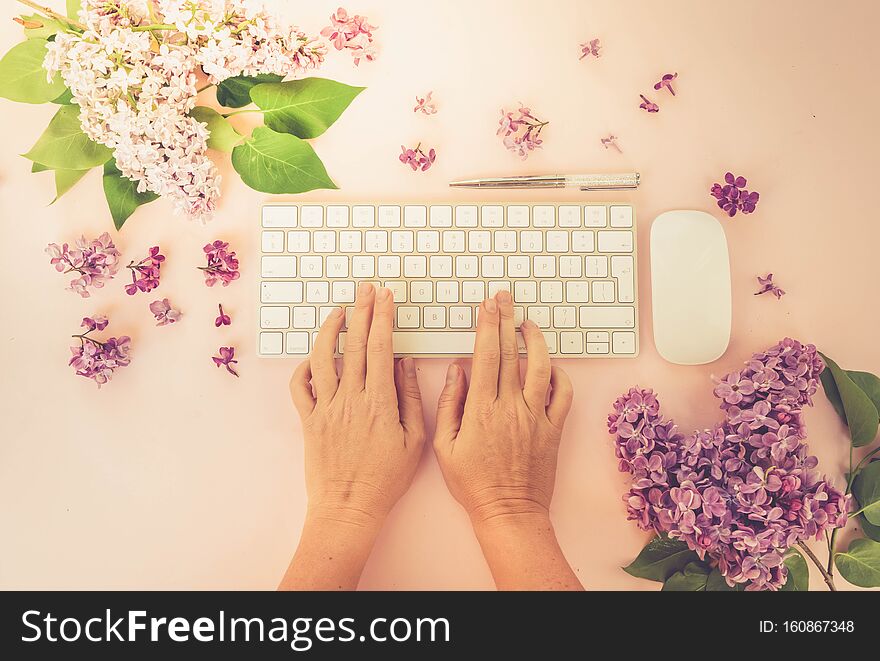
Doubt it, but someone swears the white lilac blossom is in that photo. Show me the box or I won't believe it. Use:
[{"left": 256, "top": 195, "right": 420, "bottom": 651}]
[
  {"left": 43, "top": 1, "right": 326, "bottom": 221},
  {"left": 608, "top": 338, "right": 850, "bottom": 591}
]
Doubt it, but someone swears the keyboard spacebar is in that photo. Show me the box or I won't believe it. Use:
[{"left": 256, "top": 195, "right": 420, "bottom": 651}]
[{"left": 391, "top": 331, "right": 476, "bottom": 355}]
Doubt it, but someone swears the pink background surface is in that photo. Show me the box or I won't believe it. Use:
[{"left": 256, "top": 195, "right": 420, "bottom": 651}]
[{"left": 1, "top": 0, "right": 879, "bottom": 590}]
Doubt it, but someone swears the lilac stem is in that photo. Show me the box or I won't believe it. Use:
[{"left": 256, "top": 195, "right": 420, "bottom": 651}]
[{"left": 797, "top": 542, "right": 837, "bottom": 591}]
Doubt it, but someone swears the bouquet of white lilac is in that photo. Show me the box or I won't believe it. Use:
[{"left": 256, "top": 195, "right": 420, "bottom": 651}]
[{"left": 0, "top": 1, "right": 366, "bottom": 227}]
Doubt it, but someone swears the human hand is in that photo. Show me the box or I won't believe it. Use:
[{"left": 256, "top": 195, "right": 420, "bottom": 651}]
[
  {"left": 289, "top": 283, "right": 426, "bottom": 528},
  {"left": 432, "top": 291, "right": 573, "bottom": 525}
]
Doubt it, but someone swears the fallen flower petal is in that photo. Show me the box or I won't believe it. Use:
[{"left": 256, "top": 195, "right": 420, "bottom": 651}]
[
  {"left": 653, "top": 72, "right": 678, "bottom": 96},
  {"left": 754, "top": 274, "right": 785, "bottom": 299},
  {"left": 213, "top": 346, "right": 239, "bottom": 377},
  {"left": 150, "top": 298, "right": 182, "bottom": 325},
  {"left": 579, "top": 38, "right": 602, "bottom": 59},
  {"left": 399, "top": 143, "right": 436, "bottom": 172},
  {"left": 639, "top": 94, "right": 659, "bottom": 113},
  {"left": 414, "top": 91, "right": 437, "bottom": 115},
  {"left": 600, "top": 134, "right": 622, "bottom": 152},
  {"left": 215, "top": 303, "right": 232, "bottom": 327}
]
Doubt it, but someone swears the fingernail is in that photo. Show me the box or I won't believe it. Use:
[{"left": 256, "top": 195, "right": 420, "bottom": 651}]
[
  {"left": 522, "top": 319, "right": 536, "bottom": 330},
  {"left": 485, "top": 299, "right": 497, "bottom": 313},
  {"left": 446, "top": 364, "right": 459, "bottom": 384},
  {"left": 496, "top": 290, "right": 511, "bottom": 304},
  {"left": 377, "top": 286, "right": 391, "bottom": 301},
  {"left": 403, "top": 356, "right": 417, "bottom": 377},
  {"left": 357, "top": 282, "right": 374, "bottom": 297}
]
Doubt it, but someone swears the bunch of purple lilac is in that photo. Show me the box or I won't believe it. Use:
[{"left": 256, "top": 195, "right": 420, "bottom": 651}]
[
  {"left": 125, "top": 246, "right": 165, "bottom": 295},
  {"left": 497, "top": 105, "right": 548, "bottom": 159},
  {"left": 608, "top": 338, "right": 850, "bottom": 590},
  {"left": 46, "top": 233, "right": 121, "bottom": 297},
  {"left": 199, "top": 240, "right": 240, "bottom": 287},
  {"left": 399, "top": 144, "right": 437, "bottom": 172},
  {"left": 69, "top": 316, "right": 131, "bottom": 387},
  {"left": 710, "top": 172, "right": 760, "bottom": 217}
]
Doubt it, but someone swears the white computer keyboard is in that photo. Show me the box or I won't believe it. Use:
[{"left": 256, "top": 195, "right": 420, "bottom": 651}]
[{"left": 258, "top": 203, "right": 638, "bottom": 357}]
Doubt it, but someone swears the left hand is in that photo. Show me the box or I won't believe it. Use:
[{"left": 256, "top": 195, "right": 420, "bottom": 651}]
[{"left": 289, "top": 283, "right": 426, "bottom": 527}]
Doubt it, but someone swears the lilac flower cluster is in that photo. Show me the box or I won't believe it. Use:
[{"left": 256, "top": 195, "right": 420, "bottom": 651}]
[
  {"left": 399, "top": 144, "right": 437, "bottom": 172},
  {"left": 125, "top": 246, "right": 165, "bottom": 295},
  {"left": 199, "top": 240, "right": 240, "bottom": 287},
  {"left": 710, "top": 172, "right": 760, "bottom": 217},
  {"left": 608, "top": 338, "right": 850, "bottom": 590},
  {"left": 497, "top": 105, "right": 548, "bottom": 160},
  {"left": 755, "top": 273, "right": 786, "bottom": 300},
  {"left": 46, "top": 232, "right": 121, "bottom": 297},
  {"left": 149, "top": 298, "right": 181, "bottom": 326},
  {"left": 69, "top": 316, "right": 131, "bottom": 387}
]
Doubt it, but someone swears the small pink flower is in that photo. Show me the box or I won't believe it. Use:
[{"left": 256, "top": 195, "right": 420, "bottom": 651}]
[
  {"left": 600, "top": 134, "right": 622, "bottom": 153},
  {"left": 654, "top": 72, "right": 679, "bottom": 96},
  {"left": 321, "top": 7, "right": 378, "bottom": 65},
  {"left": 639, "top": 94, "right": 659, "bottom": 113},
  {"left": 199, "top": 240, "right": 240, "bottom": 287},
  {"left": 579, "top": 38, "right": 602, "bottom": 59},
  {"left": 215, "top": 303, "right": 231, "bottom": 327},
  {"left": 125, "top": 246, "right": 165, "bottom": 295},
  {"left": 399, "top": 144, "right": 436, "bottom": 172},
  {"left": 69, "top": 316, "right": 131, "bottom": 388},
  {"left": 150, "top": 298, "right": 181, "bottom": 326},
  {"left": 213, "top": 346, "right": 239, "bottom": 377},
  {"left": 498, "top": 105, "right": 548, "bottom": 160},
  {"left": 754, "top": 274, "right": 785, "bottom": 300},
  {"left": 414, "top": 91, "right": 437, "bottom": 115}
]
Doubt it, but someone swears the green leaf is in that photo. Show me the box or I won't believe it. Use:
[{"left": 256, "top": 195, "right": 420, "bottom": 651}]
[
  {"left": 231, "top": 127, "right": 337, "bottom": 194},
  {"left": 706, "top": 568, "right": 743, "bottom": 591},
  {"left": 250, "top": 78, "right": 365, "bottom": 139},
  {"left": 780, "top": 548, "right": 809, "bottom": 591},
  {"left": 848, "top": 371, "right": 880, "bottom": 416},
  {"left": 662, "top": 562, "right": 710, "bottom": 591},
  {"left": 190, "top": 106, "right": 242, "bottom": 152},
  {"left": 622, "top": 535, "right": 700, "bottom": 582},
  {"left": 52, "top": 88, "right": 73, "bottom": 104},
  {"left": 23, "top": 105, "right": 111, "bottom": 170},
  {"left": 67, "top": 0, "right": 81, "bottom": 20},
  {"left": 860, "top": 514, "right": 880, "bottom": 542},
  {"left": 52, "top": 167, "right": 89, "bottom": 202},
  {"left": 820, "top": 368, "right": 846, "bottom": 423},
  {"left": 0, "top": 39, "right": 66, "bottom": 103},
  {"left": 835, "top": 538, "right": 880, "bottom": 588},
  {"left": 216, "top": 73, "right": 283, "bottom": 108},
  {"left": 102, "top": 159, "right": 158, "bottom": 230},
  {"left": 819, "top": 353, "right": 879, "bottom": 447},
  {"left": 31, "top": 161, "right": 49, "bottom": 172},
  {"left": 853, "top": 461, "right": 880, "bottom": 526},
  {"left": 20, "top": 14, "right": 67, "bottom": 39}
]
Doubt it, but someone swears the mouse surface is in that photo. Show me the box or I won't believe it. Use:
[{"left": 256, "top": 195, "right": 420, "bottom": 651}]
[{"left": 650, "top": 210, "right": 731, "bottom": 365}]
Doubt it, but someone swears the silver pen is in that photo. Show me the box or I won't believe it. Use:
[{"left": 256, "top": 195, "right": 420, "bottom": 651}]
[{"left": 449, "top": 172, "right": 640, "bottom": 191}]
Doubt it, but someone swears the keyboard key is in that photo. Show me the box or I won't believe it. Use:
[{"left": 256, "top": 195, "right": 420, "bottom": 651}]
[
  {"left": 482, "top": 205, "right": 504, "bottom": 227},
  {"left": 579, "top": 306, "right": 635, "bottom": 328},
  {"left": 352, "top": 205, "right": 375, "bottom": 227},
  {"left": 430, "top": 205, "right": 453, "bottom": 227},
  {"left": 507, "top": 206, "right": 529, "bottom": 227},
  {"left": 469, "top": 231, "right": 491, "bottom": 253},
  {"left": 313, "top": 231, "right": 336, "bottom": 253},
  {"left": 462, "top": 281, "right": 485, "bottom": 302},
  {"left": 598, "top": 230, "right": 633, "bottom": 252},
  {"left": 613, "top": 331, "right": 636, "bottom": 354},
  {"left": 385, "top": 281, "right": 407, "bottom": 303},
  {"left": 494, "top": 230, "right": 517, "bottom": 253},
  {"left": 404, "top": 205, "right": 427, "bottom": 227},
  {"left": 481, "top": 255, "right": 504, "bottom": 278},
  {"left": 262, "top": 230, "right": 284, "bottom": 253},
  {"left": 528, "top": 306, "right": 551, "bottom": 328},
  {"left": 585, "top": 255, "right": 608, "bottom": 277},
  {"left": 584, "top": 206, "right": 607, "bottom": 227},
  {"left": 442, "top": 230, "right": 466, "bottom": 252},
  {"left": 534, "top": 255, "right": 556, "bottom": 277},
  {"left": 560, "top": 256, "right": 582, "bottom": 278},
  {"left": 287, "top": 231, "right": 309, "bottom": 253},
  {"left": 397, "top": 306, "right": 420, "bottom": 328},
  {"left": 332, "top": 281, "right": 356, "bottom": 303},
  {"left": 300, "top": 256, "right": 323, "bottom": 278},
  {"left": 437, "top": 281, "right": 459, "bottom": 303},
  {"left": 262, "top": 255, "right": 296, "bottom": 278},
  {"left": 417, "top": 230, "right": 440, "bottom": 252},
  {"left": 508, "top": 256, "right": 530, "bottom": 278},
  {"left": 261, "top": 307, "right": 290, "bottom": 329},
  {"left": 541, "top": 281, "right": 563, "bottom": 303},
  {"left": 488, "top": 281, "right": 511, "bottom": 297},
  {"left": 592, "top": 281, "right": 615, "bottom": 303},
  {"left": 326, "top": 256, "right": 348, "bottom": 278},
  {"left": 260, "top": 332, "right": 283, "bottom": 354},
  {"left": 587, "top": 342, "right": 609, "bottom": 354},
  {"left": 391, "top": 332, "right": 477, "bottom": 354},
  {"left": 391, "top": 230, "right": 414, "bottom": 252},
  {"left": 301, "top": 206, "right": 323, "bottom": 227},
  {"left": 449, "top": 306, "right": 473, "bottom": 328},
  {"left": 262, "top": 206, "right": 297, "bottom": 227},
  {"left": 423, "top": 306, "right": 446, "bottom": 328},
  {"left": 403, "top": 255, "right": 427, "bottom": 277},
  {"left": 559, "top": 205, "right": 581, "bottom": 227},
  {"left": 611, "top": 256, "right": 635, "bottom": 303},
  {"left": 513, "top": 306, "right": 525, "bottom": 325},
  {"left": 377, "top": 255, "right": 401, "bottom": 278},
  {"left": 293, "top": 306, "right": 317, "bottom": 328},
  {"left": 566, "top": 282, "right": 589, "bottom": 303},
  {"left": 455, "top": 205, "right": 478, "bottom": 227},
  {"left": 410, "top": 281, "right": 433, "bottom": 303},
  {"left": 587, "top": 331, "right": 610, "bottom": 342},
  {"left": 319, "top": 307, "right": 337, "bottom": 325},
  {"left": 365, "top": 231, "right": 388, "bottom": 252},
  {"left": 339, "top": 231, "right": 362, "bottom": 252},
  {"left": 520, "top": 231, "right": 543, "bottom": 252},
  {"left": 610, "top": 206, "right": 633, "bottom": 227},
  {"left": 378, "top": 205, "right": 401, "bottom": 227},
  {"left": 543, "top": 331, "right": 558, "bottom": 354},
  {"left": 327, "top": 205, "right": 349, "bottom": 227},
  {"left": 306, "top": 282, "right": 330, "bottom": 303},
  {"left": 554, "top": 306, "right": 577, "bottom": 328},
  {"left": 352, "top": 255, "right": 375, "bottom": 278},
  {"left": 561, "top": 331, "right": 584, "bottom": 354},
  {"left": 430, "top": 256, "right": 453, "bottom": 278},
  {"left": 455, "top": 256, "right": 478, "bottom": 277},
  {"left": 572, "top": 230, "right": 595, "bottom": 253},
  {"left": 286, "top": 332, "right": 310, "bottom": 354},
  {"left": 533, "top": 205, "right": 555, "bottom": 227},
  {"left": 261, "top": 281, "right": 302, "bottom": 303},
  {"left": 514, "top": 281, "right": 538, "bottom": 303},
  {"left": 546, "top": 230, "right": 569, "bottom": 252}
]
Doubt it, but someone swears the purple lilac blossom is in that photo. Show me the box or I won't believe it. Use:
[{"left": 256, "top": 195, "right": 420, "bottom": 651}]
[
  {"left": 639, "top": 94, "right": 659, "bottom": 112},
  {"left": 755, "top": 273, "right": 786, "bottom": 299},
  {"left": 46, "top": 232, "right": 121, "bottom": 297},
  {"left": 608, "top": 338, "right": 850, "bottom": 591},
  {"left": 125, "top": 246, "right": 165, "bottom": 295},
  {"left": 213, "top": 346, "right": 239, "bottom": 377},
  {"left": 710, "top": 172, "right": 760, "bottom": 217},
  {"left": 200, "top": 240, "right": 240, "bottom": 287},
  {"left": 69, "top": 315, "right": 131, "bottom": 387},
  {"left": 214, "top": 303, "right": 231, "bottom": 327},
  {"left": 149, "top": 298, "right": 181, "bottom": 326}
]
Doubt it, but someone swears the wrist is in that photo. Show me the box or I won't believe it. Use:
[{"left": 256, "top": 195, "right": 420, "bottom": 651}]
[
  {"left": 305, "top": 501, "right": 385, "bottom": 538},
  {"left": 466, "top": 492, "right": 551, "bottom": 530}
]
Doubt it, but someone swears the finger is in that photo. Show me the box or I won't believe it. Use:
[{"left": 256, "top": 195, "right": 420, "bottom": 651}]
[
  {"left": 433, "top": 364, "right": 467, "bottom": 448},
  {"left": 469, "top": 297, "right": 500, "bottom": 402},
  {"left": 521, "top": 319, "right": 552, "bottom": 412},
  {"left": 546, "top": 366, "right": 574, "bottom": 430},
  {"left": 310, "top": 306, "right": 344, "bottom": 400},
  {"left": 289, "top": 360, "right": 317, "bottom": 419},
  {"left": 496, "top": 290, "right": 521, "bottom": 396},
  {"left": 341, "top": 282, "right": 375, "bottom": 390},
  {"left": 395, "top": 357, "right": 425, "bottom": 449},
  {"left": 366, "top": 287, "right": 396, "bottom": 395}
]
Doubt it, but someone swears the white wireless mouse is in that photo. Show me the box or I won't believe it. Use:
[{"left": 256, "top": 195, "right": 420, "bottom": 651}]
[{"left": 650, "top": 210, "right": 731, "bottom": 365}]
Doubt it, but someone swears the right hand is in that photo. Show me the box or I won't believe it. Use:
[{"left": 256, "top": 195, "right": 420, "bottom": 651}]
[{"left": 432, "top": 291, "right": 573, "bottom": 524}]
